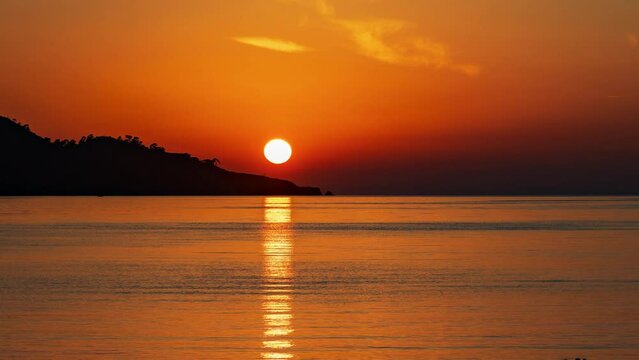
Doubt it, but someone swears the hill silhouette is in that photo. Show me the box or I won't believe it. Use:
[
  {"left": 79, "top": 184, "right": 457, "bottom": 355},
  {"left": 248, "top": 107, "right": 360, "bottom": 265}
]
[{"left": 0, "top": 116, "right": 321, "bottom": 195}]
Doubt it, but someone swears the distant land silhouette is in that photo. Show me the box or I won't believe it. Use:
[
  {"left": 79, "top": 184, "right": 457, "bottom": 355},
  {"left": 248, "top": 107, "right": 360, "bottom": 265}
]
[{"left": 0, "top": 116, "right": 321, "bottom": 195}]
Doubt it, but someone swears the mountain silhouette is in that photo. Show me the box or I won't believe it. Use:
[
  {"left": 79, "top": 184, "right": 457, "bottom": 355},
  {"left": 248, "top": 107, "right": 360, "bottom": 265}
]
[{"left": 0, "top": 116, "right": 321, "bottom": 195}]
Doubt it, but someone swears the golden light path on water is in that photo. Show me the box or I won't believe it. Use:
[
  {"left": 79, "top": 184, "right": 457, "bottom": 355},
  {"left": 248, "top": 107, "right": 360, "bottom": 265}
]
[{"left": 262, "top": 197, "right": 294, "bottom": 359}]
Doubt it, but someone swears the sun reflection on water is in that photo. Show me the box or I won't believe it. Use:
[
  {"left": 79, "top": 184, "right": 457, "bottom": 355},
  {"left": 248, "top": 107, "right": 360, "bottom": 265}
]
[{"left": 262, "top": 197, "right": 294, "bottom": 359}]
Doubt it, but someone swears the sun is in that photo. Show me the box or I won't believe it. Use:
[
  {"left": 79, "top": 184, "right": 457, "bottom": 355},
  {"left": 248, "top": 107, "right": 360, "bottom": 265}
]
[{"left": 264, "top": 139, "right": 292, "bottom": 164}]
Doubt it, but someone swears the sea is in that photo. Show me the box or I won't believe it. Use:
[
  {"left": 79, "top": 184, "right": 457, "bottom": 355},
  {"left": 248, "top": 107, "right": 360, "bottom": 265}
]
[{"left": 1, "top": 196, "right": 638, "bottom": 359}]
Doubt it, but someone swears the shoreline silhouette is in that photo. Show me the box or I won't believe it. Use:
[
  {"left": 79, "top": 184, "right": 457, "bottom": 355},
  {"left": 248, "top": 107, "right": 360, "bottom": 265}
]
[{"left": 0, "top": 116, "right": 321, "bottom": 196}]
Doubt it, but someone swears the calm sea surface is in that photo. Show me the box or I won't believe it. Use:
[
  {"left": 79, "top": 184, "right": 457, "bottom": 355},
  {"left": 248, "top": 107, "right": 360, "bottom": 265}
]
[{"left": 1, "top": 196, "right": 639, "bottom": 359}]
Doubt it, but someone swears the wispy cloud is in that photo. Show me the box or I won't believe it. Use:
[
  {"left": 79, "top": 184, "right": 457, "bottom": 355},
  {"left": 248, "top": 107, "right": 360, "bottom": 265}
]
[
  {"left": 628, "top": 33, "right": 638, "bottom": 49},
  {"left": 310, "top": 0, "right": 480, "bottom": 76},
  {"left": 232, "top": 36, "right": 311, "bottom": 53},
  {"left": 336, "top": 18, "right": 480, "bottom": 76}
]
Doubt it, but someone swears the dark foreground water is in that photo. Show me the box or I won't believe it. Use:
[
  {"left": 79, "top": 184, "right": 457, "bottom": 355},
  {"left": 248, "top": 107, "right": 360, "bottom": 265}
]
[{"left": 1, "top": 196, "right": 639, "bottom": 359}]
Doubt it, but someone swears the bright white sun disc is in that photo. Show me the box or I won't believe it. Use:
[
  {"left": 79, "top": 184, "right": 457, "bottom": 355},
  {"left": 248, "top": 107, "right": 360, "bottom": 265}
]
[{"left": 264, "top": 139, "right": 292, "bottom": 164}]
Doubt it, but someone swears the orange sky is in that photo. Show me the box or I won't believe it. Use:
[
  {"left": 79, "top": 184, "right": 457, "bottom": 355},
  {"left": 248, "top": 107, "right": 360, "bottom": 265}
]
[{"left": 1, "top": 0, "right": 638, "bottom": 193}]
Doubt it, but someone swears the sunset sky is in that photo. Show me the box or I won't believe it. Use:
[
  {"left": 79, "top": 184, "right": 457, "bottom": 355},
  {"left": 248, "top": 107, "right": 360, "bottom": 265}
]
[{"left": 1, "top": 0, "right": 638, "bottom": 194}]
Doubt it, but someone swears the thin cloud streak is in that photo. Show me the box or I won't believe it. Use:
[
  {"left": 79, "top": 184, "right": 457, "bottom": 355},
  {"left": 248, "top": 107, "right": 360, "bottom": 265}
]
[{"left": 232, "top": 37, "right": 312, "bottom": 53}]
